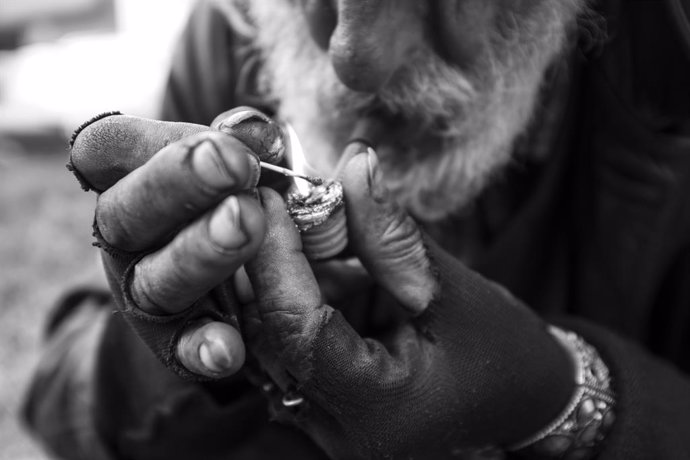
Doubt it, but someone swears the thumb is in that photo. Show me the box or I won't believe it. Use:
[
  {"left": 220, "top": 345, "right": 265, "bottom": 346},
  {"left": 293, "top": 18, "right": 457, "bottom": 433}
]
[
  {"left": 70, "top": 114, "right": 207, "bottom": 192},
  {"left": 341, "top": 149, "right": 437, "bottom": 314}
]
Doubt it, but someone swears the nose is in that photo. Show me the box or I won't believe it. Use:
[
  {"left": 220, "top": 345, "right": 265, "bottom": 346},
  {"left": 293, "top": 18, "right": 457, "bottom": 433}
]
[{"left": 326, "top": 0, "right": 425, "bottom": 92}]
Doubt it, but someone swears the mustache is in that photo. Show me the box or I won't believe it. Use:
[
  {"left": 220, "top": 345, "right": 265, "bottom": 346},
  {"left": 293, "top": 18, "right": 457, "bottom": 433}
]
[{"left": 322, "top": 48, "right": 478, "bottom": 139}]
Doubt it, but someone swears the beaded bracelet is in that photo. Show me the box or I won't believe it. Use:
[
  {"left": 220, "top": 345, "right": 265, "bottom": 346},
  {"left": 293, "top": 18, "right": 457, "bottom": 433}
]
[{"left": 509, "top": 326, "right": 616, "bottom": 459}]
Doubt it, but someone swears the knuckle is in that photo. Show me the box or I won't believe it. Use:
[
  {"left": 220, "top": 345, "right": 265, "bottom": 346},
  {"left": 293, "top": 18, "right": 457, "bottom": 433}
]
[
  {"left": 262, "top": 309, "right": 306, "bottom": 339},
  {"left": 393, "top": 241, "right": 429, "bottom": 269},
  {"left": 259, "top": 307, "right": 324, "bottom": 374},
  {"left": 379, "top": 213, "right": 420, "bottom": 251}
]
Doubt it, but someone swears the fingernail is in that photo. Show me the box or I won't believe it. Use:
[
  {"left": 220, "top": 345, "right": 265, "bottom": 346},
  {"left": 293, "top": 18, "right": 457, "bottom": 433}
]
[
  {"left": 219, "top": 109, "right": 272, "bottom": 130},
  {"left": 245, "top": 153, "right": 261, "bottom": 189},
  {"left": 366, "top": 148, "right": 388, "bottom": 202},
  {"left": 209, "top": 196, "right": 248, "bottom": 249},
  {"left": 199, "top": 339, "right": 233, "bottom": 373},
  {"left": 219, "top": 110, "right": 286, "bottom": 164},
  {"left": 233, "top": 265, "right": 256, "bottom": 304},
  {"left": 192, "top": 140, "right": 236, "bottom": 190}
]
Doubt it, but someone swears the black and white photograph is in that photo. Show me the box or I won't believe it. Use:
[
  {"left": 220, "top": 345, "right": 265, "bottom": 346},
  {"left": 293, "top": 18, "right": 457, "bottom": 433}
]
[{"left": 1, "top": 1, "right": 689, "bottom": 459}]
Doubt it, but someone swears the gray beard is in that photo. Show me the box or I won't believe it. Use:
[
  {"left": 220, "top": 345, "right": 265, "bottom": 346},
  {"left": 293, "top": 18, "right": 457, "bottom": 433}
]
[{"left": 245, "top": 0, "right": 585, "bottom": 221}]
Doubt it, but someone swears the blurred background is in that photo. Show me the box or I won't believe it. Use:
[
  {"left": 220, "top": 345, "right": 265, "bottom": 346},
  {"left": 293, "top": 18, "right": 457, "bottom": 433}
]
[{"left": 0, "top": 0, "right": 195, "bottom": 457}]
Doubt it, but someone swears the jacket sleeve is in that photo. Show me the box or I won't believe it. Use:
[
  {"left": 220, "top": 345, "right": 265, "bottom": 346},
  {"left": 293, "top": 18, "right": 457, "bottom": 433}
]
[
  {"left": 159, "top": 0, "right": 238, "bottom": 125},
  {"left": 556, "top": 2, "right": 690, "bottom": 457},
  {"left": 92, "top": 306, "right": 326, "bottom": 460},
  {"left": 159, "top": 0, "right": 270, "bottom": 125},
  {"left": 22, "top": 290, "right": 116, "bottom": 460},
  {"left": 560, "top": 318, "right": 690, "bottom": 460}
]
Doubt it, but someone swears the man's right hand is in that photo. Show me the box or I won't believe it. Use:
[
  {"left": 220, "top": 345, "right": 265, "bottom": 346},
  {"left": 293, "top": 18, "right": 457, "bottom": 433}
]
[{"left": 69, "top": 109, "right": 276, "bottom": 380}]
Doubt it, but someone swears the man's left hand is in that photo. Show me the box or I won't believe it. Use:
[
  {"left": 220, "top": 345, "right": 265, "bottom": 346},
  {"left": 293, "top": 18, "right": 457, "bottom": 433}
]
[{"left": 241, "top": 149, "right": 576, "bottom": 458}]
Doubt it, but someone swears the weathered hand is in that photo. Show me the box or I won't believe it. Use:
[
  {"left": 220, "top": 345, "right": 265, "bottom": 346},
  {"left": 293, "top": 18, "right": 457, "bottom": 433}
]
[
  {"left": 240, "top": 149, "right": 576, "bottom": 458},
  {"left": 69, "top": 109, "right": 280, "bottom": 380}
]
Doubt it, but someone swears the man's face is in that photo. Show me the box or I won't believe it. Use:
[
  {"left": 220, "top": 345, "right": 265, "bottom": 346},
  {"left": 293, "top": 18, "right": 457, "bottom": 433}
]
[{"left": 248, "top": 0, "right": 585, "bottom": 220}]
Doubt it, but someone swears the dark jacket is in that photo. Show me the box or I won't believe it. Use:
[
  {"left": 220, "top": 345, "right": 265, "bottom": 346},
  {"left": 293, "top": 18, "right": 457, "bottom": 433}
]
[{"left": 26, "top": 0, "right": 690, "bottom": 459}]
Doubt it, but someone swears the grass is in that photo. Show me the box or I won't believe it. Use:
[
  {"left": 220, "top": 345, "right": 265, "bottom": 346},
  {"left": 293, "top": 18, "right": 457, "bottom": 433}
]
[{"left": 0, "top": 145, "right": 98, "bottom": 460}]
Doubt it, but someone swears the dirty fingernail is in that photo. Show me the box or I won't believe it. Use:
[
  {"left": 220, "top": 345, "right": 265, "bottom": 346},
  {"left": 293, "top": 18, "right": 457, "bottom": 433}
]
[
  {"left": 209, "top": 196, "right": 248, "bottom": 249},
  {"left": 245, "top": 153, "right": 261, "bottom": 189},
  {"left": 199, "top": 339, "right": 233, "bottom": 373},
  {"left": 366, "top": 148, "right": 388, "bottom": 202},
  {"left": 192, "top": 140, "right": 239, "bottom": 190},
  {"left": 219, "top": 110, "right": 286, "bottom": 164}
]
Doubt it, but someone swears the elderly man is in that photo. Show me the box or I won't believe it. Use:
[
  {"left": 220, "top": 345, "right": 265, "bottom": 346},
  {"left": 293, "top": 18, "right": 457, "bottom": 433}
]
[{"left": 24, "top": 0, "right": 690, "bottom": 459}]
